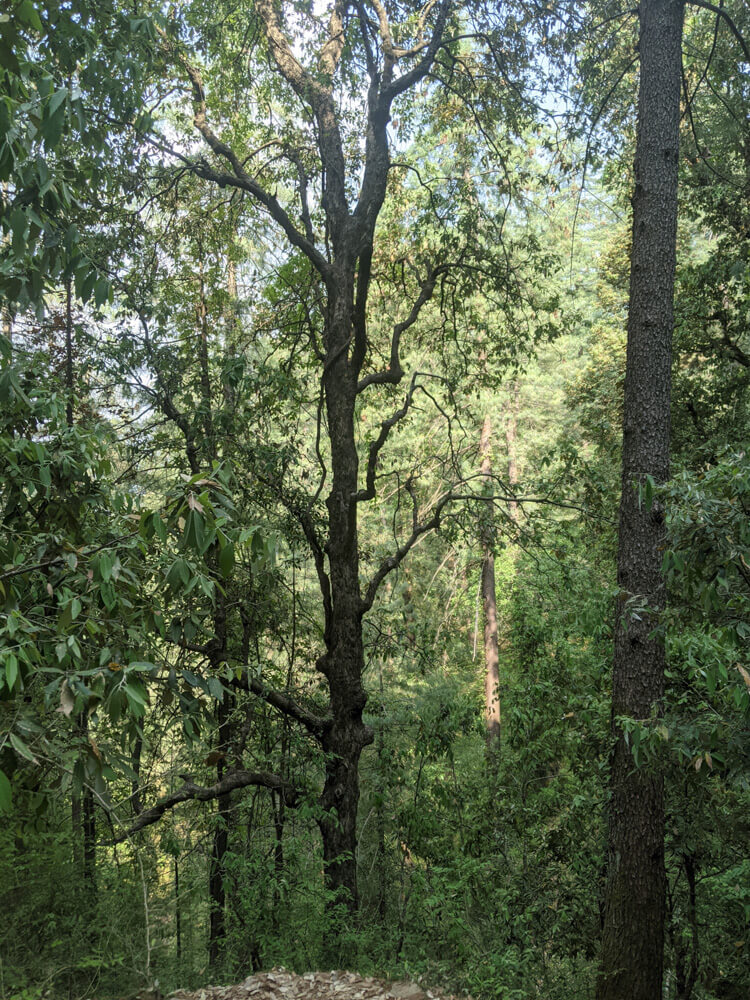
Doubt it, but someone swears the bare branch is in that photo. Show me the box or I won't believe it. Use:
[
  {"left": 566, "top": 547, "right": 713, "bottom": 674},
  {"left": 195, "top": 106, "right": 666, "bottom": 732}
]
[
  {"left": 355, "top": 372, "right": 419, "bottom": 502},
  {"left": 688, "top": 0, "right": 750, "bottom": 62},
  {"left": 234, "top": 671, "right": 331, "bottom": 736},
  {"left": 110, "top": 770, "right": 300, "bottom": 842},
  {"left": 362, "top": 488, "right": 454, "bottom": 611},
  {"left": 357, "top": 264, "right": 448, "bottom": 391}
]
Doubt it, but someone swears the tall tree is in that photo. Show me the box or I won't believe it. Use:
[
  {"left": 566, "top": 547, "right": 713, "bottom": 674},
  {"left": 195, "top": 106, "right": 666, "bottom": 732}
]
[
  {"left": 597, "top": 1, "right": 684, "bottom": 997},
  {"left": 112, "top": 1, "right": 548, "bottom": 935}
]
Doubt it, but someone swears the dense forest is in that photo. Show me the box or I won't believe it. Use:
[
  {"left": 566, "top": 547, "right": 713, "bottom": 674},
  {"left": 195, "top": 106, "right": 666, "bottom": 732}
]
[{"left": 1, "top": 1, "right": 748, "bottom": 999}]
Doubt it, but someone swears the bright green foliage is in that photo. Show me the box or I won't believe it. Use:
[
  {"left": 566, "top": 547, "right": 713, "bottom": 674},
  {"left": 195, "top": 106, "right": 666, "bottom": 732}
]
[
  {"left": 0, "top": 0, "right": 156, "bottom": 310},
  {"left": 1, "top": 2, "right": 749, "bottom": 999}
]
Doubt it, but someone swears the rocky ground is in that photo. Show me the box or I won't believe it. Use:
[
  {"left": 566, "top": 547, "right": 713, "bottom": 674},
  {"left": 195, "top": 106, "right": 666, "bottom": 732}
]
[{"left": 167, "top": 968, "right": 469, "bottom": 1000}]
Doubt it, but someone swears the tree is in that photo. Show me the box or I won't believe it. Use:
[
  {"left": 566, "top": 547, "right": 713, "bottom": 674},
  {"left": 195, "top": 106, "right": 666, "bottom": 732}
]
[
  {"left": 107, "top": 1, "right": 553, "bottom": 941},
  {"left": 597, "top": 2, "right": 684, "bottom": 997}
]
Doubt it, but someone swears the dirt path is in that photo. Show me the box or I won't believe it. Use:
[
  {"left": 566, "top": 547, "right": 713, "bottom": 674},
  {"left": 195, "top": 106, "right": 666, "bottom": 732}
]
[{"left": 168, "top": 968, "right": 468, "bottom": 1000}]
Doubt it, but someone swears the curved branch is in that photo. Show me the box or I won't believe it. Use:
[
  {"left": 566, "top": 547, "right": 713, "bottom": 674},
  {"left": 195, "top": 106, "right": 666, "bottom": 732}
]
[
  {"left": 355, "top": 371, "right": 419, "bottom": 502},
  {"left": 380, "top": 0, "right": 451, "bottom": 102},
  {"left": 688, "top": 0, "right": 750, "bottom": 62},
  {"left": 362, "top": 488, "right": 454, "bottom": 611},
  {"left": 110, "top": 770, "right": 299, "bottom": 842},
  {"left": 357, "top": 264, "right": 448, "bottom": 391},
  {"left": 160, "top": 35, "right": 330, "bottom": 276},
  {"left": 234, "top": 671, "right": 331, "bottom": 736}
]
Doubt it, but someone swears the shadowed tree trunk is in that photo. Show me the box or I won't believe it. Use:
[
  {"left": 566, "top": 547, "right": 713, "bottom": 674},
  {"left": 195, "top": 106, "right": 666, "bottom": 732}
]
[{"left": 597, "top": 2, "right": 684, "bottom": 998}]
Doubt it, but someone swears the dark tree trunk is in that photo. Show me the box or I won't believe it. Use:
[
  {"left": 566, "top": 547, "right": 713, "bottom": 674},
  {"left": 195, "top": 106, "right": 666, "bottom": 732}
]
[
  {"left": 674, "top": 853, "right": 698, "bottom": 1000},
  {"left": 597, "top": 3, "right": 684, "bottom": 999},
  {"left": 131, "top": 732, "right": 143, "bottom": 816},
  {"left": 317, "top": 300, "right": 372, "bottom": 927},
  {"left": 175, "top": 856, "right": 182, "bottom": 969},
  {"left": 65, "top": 277, "right": 74, "bottom": 428}
]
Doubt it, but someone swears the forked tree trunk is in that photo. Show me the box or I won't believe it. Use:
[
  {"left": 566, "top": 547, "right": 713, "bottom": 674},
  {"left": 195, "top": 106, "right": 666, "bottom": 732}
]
[{"left": 597, "top": 2, "right": 684, "bottom": 998}]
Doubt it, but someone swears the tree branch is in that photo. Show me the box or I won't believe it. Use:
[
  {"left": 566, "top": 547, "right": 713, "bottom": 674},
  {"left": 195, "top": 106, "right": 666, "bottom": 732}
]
[
  {"left": 688, "top": 0, "right": 750, "bottom": 62},
  {"left": 234, "top": 671, "right": 330, "bottom": 736},
  {"left": 380, "top": 0, "right": 451, "bottom": 102},
  {"left": 255, "top": 0, "right": 349, "bottom": 237},
  {"left": 355, "top": 371, "right": 419, "bottom": 502},
  {"left": 362, "top": 487, "right": 454, "bottom": 611},
  {"left": 357, "top": 264, "right": 447, "bottom": 391},
  {"left": 161, "top": 34, "right": 331, "bottom": 276},
  {"left": 110, "top": 770, "right": 300, "bottom": 842}
]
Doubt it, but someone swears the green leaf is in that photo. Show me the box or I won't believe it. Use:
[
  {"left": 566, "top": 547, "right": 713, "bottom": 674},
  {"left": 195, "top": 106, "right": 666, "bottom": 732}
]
[
  {"left": 41, "top": 104, "right": 65, "bottom": 149},
  {"left": 17, "top": 0, "right": 43, "bottom": 32},
  {"left": 10, "top": 732, "right": 36, "bottom": 763},
  {"left": 5, "top": 653, "right": 18, "bottom": 690},
  {"left": 48, "top": 87, "right": 68, "bottom": 117},
  {"left": 0, "top": 770, "right": 11, "bottom": 814},
  {"left": 218, "top": 541, "right": 235, "bottom": 578},
  {"left": 207, "top": 676, "right": 224, "bottom": 702}
]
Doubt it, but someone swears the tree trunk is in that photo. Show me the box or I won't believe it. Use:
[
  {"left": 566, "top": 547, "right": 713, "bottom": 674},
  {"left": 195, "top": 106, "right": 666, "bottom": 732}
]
[
  {"left": 208, "top": 691, "right": 232, "bottom": 969},
  {"left": 65, "top": 277, "right": 74, "bottom": 428},
  {"left": 597, "top": 3, "right": 684, "bottom": 999},
  {"left": 175, "top": 856, "right": 182, "bottom": 969},
  {"left": 479, "top": 415, "right": 500, "bottom": 746},
  {"left": 674, "top": 853, "right": 698, "bottom": 1000},
  {"left": 506, "top": 380, "right": 519, "bottom": 521},
  {"left": 316, "top": 294, "right": 372, "bottom": 955}
]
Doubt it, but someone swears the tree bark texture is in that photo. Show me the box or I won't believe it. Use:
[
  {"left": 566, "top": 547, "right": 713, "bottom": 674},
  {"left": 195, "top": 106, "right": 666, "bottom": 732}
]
[{"left": 597, "top": 3, "right": 684, "bottom": 999}]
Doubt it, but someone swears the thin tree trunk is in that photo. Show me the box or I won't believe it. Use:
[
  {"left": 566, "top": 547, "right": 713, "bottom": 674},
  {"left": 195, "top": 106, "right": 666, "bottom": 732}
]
[
  {"left": 131, "top": 732, "right": 143, "bottom": 816},
  {"left": 65, "top": 282, "right": 97, "bottom": 914},
  {"left": 175, "top": 856, "right": 182, "bottom": 969},
  {"left": 197, "top": 245, "right": 215, "bottom": 456},
  {"left": 208, "top": 682, "right": 232, "bottom": 969},
  {"left": 675, "top": 853, "right": 698, "bottom": 1000},
  {"left": 65, "top": 277, "right": 74, "bottom": 428},
  {"left": 506, "top": 380, "right": 519, "bottom": 520},
  {"left": 479, "top": 415, "right": 500, "bottom": 746},
  {"left": 597, "top": 2, "right": 684, "bottom": 998}
]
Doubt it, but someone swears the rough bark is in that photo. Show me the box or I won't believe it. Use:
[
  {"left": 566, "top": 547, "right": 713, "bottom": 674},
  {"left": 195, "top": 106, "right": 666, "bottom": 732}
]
[{"left": 597, "top": 2, "right": 684, "bottom": 998}]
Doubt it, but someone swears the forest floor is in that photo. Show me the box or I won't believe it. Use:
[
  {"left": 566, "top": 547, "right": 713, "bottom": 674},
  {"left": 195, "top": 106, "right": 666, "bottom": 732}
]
[{"left": 168, "top": 968, "right": 468, "bottom": 1000}]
